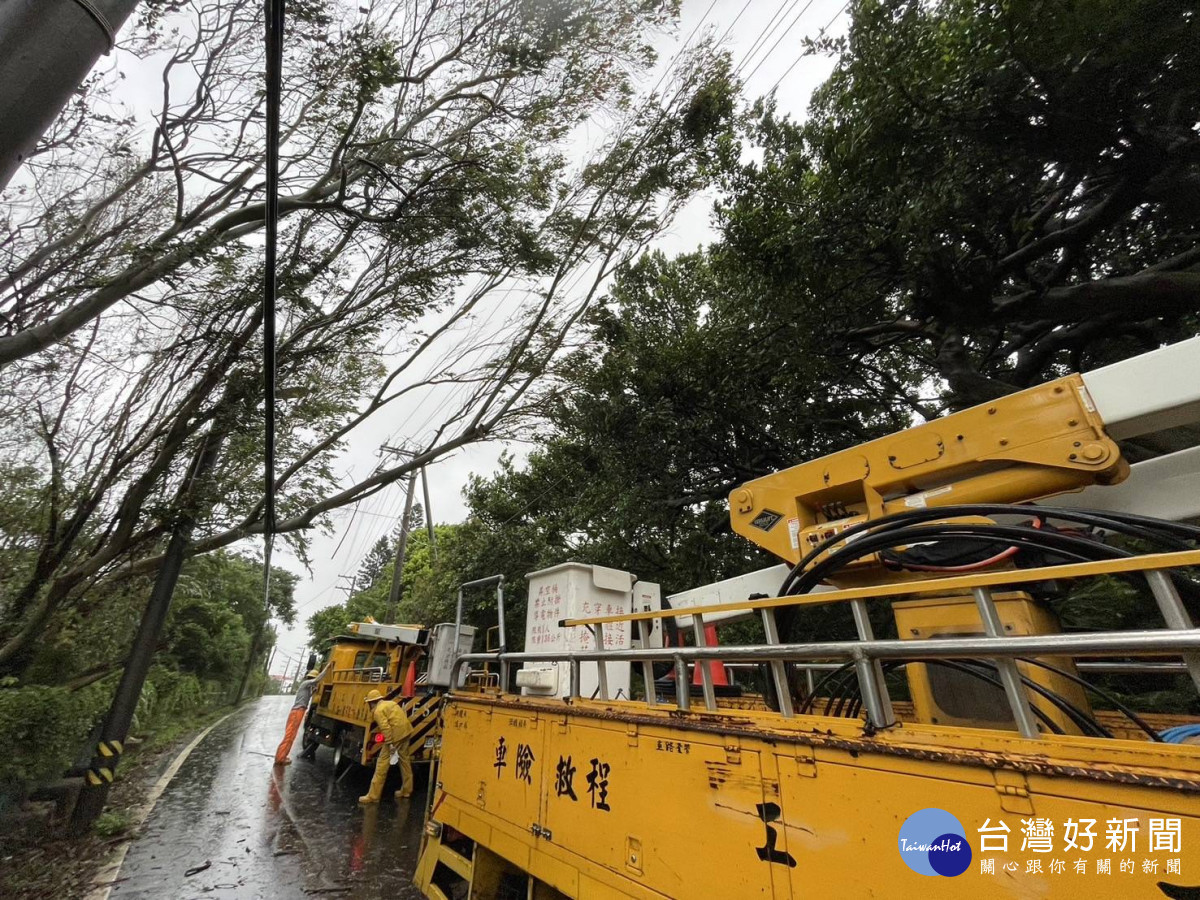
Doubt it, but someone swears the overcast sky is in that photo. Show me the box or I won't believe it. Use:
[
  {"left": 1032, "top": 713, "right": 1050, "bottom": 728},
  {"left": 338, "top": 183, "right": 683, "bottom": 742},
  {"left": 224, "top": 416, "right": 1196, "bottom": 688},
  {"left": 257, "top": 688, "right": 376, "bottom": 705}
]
[{"left": 251, "top": 0, "right": 854, "bottom": 677}]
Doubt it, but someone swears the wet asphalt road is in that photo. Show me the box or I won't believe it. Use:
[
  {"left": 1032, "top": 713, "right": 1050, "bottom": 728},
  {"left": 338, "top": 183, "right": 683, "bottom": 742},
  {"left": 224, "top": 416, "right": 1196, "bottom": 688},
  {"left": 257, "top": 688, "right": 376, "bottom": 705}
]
[{"left": 112, "top": 695, "right": 425, "bottom": 899}]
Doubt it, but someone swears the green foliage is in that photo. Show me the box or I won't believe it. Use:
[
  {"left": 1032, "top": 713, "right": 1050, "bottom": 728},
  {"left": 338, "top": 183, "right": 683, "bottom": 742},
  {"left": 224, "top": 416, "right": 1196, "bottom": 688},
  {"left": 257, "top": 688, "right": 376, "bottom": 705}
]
[
  {"left": 0, "top": 551, "right": 291, "bottom": 805},
  {"left": 93, "top": 809, "right": 133, "bottom": 838},
  {"left": 431, "top": 248, "right": 914, "bottom": 640},
  {"left": 721, "top": 0, "right": 1200, "bottom": 409},
  {"left": 0, "top": 684, "right": 109, "bottom": 801},
  {"left": 357, "top": 535, "right": 396, "bottom": 591}
]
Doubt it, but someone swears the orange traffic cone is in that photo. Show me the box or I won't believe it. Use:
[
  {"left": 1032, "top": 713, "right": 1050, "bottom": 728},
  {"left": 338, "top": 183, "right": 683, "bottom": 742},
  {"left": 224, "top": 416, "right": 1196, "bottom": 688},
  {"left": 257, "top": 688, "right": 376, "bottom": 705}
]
[{"left": 402, "top": 660, "right": 417, "bottom": 698}]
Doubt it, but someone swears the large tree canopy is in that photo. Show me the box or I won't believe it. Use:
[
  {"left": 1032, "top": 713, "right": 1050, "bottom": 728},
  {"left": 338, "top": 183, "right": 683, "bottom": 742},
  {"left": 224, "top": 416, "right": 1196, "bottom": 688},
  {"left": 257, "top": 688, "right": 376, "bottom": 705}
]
[
  {"left": 0, "top": 0, "right": 734, "bottom": 674},
  {"left": 722, "top": 0, "right": 1200, "bottom": 411},
  {"left": 414, "top": 247, "right": 915, "bottom": 622}
]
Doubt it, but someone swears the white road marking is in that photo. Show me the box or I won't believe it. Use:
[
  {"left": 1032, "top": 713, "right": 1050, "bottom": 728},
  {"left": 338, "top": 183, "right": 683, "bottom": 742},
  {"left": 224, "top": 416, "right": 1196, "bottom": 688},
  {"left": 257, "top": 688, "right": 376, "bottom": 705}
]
[{"left": 88, "top": 710, "right": 236, "bottom": 900}]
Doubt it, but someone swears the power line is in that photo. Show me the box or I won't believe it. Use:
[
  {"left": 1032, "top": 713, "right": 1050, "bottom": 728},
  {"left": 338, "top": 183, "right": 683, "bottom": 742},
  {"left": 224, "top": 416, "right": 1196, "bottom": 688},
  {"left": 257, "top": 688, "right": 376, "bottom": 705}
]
[
  {"left": 713, "top": 0, "right": 756, "bottom": 47},
  {"left": 734, "top": 0, "right": 802, "bottom": 77},
  {"left": 742, "top": 0, "right": 819, "bottom": 85},
  {"left": 767, "top": 0, "right": 852, "bottom": 93}
]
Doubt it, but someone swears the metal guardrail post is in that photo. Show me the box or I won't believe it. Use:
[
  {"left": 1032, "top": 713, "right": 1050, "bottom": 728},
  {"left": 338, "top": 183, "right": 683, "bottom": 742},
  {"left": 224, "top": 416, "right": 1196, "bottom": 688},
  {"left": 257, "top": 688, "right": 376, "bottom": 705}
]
[
  {"left": 852, "top": 651, "right": 889, "bottom": 729},
  {"left": 691, "top": 614, "right": 717, "bottom": 711},
  {"left": 569, "top": 658, "right": 581, "bottom": 700},
  {"left": 453, "top": 585, "right": 465, "bottom": 672},
  {"left": 849, "top": 599, "right": 894, "bottom": 727},
  {"left": 496, "top": 578, "right": 508, "bottom": 691},
  {"left": 1144, "top": 570, "right": 1200, "bottom": 694},
  {"left": 635, "top": 619, "right": 657, "bottom": 707},
  {"left": 760, "top": 608, "right": 794, "bottom": 718},
  {"left": 593, "top": 624, "right": 609, "bottom": 700},
  {"left": 673, "top": 655, "right": 690, "bottom": 711},
  {"left": 971, "top": 587, "right": 1039, "bottom": 738}
]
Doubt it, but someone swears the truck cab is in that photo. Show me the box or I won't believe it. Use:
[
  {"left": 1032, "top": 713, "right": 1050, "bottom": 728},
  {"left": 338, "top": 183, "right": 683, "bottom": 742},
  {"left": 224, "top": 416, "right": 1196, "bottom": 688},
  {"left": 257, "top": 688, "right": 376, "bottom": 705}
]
[{"left": 302, "top": 620, "right": 476, "bottom": 770}]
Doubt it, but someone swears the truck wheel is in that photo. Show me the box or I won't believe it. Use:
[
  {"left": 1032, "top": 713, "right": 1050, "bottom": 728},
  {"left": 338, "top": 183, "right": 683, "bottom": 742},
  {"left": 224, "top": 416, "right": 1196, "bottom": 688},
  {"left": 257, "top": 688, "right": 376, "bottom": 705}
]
[{"left": 300, "top": 729, "right": 319, "bottom": 758}]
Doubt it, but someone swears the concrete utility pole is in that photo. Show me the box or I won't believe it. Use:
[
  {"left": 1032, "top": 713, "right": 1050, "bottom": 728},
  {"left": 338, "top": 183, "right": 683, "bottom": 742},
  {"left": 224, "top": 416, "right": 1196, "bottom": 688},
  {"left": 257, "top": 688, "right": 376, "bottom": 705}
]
[
  {"left": 385, "top": 471, "right": 419, "bottom": 623},
  {"left": 335, "top": 573, "right": 359, "bottom": 599},
  {"left": 378, "top": 444, "right": 419, "bottom": 623},
  {"left": 0, "top": 0, "right": 144, "bottom": 190},
  {"left": 71, "top": 430, "right": 220, "bottom": 832},
  {"left": 421, "top": 465, "right": 437, "bottom": 561}
]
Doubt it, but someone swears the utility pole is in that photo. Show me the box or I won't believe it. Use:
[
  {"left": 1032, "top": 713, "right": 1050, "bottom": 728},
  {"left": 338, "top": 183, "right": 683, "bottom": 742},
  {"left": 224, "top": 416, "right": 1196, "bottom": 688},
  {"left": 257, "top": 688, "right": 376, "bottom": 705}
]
[
  {"left": 0, "top": 1, "right": 144, "bottom": 190},
  {"left": 379, "top": 444, "right": 417, "bottom": 623},
  {"left": 71, "top": 430, "right": 221, "bottom": 832},
  {"left": 421, "top": 465, "right": 437, "bottom": 561},
  {"left": 233, "top": 567, "right": 274, "bottom": 705},
  {"left": 335, "top": 573, "right": 359, "bottom": 599}
]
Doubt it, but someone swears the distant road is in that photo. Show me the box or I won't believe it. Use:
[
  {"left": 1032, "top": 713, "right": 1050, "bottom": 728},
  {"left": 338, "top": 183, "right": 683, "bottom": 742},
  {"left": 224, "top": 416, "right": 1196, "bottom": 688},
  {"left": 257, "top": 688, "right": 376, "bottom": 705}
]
[{"left": 111, "top": 695, "right": 425, "bottom": 899}]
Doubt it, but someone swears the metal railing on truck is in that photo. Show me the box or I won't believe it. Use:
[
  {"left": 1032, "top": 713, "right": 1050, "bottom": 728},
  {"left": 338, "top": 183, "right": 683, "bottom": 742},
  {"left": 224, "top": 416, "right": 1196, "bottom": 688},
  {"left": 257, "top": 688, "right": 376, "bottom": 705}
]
[{"left": 449, "top": 548, "right": 1200, "bottom": 740}]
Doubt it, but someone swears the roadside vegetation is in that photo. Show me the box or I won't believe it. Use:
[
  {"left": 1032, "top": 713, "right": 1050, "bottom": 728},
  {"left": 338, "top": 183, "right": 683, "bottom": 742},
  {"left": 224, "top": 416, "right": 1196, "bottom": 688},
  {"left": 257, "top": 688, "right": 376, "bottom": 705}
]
[
  {"left": 0, "top": 550, "right": 293, "bottom": 814},
  {"left": 0, "top": 0, "right": 734, "bottom": 840}
]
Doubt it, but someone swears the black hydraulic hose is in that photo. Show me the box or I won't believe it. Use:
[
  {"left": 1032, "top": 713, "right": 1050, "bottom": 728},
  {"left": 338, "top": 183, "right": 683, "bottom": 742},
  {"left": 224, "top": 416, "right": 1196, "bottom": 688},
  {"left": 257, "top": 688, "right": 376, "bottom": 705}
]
[
  {"left": 892, "top": 659, "right": 1068, "bottom": 735},
  {"left": 797, "top": 662, "right": 856, "bottom": 715},
  {"left": 799, "top": 660, "right": 1115, "bottom": 740},
  {"left": 779, "top": 504, "right": 1200, "bottom": 596},
  {"left": 790, "top": 523, "right": 1129, "bottom": 596},
  {"left": 948, "top": 658, "right": 1111, "bottom": 738},
  {"left": 828, "top": 658, "right": 1068, "bottom": 734},
  {"left": 824, "top": 666, "right": 861, "bottom": 717},
  {"left": 1014, "top": 657, "right": 1164, "bottom": 742},
  {"left": 830, "top": 667, "right": 862, "bottom": 718}
]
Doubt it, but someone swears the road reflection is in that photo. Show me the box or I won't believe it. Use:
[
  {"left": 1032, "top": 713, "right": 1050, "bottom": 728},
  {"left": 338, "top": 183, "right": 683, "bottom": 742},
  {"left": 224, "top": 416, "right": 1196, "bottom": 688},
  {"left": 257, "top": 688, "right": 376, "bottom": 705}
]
[{"left": 112, "top": 695, "right": 425, "bottom": 899}]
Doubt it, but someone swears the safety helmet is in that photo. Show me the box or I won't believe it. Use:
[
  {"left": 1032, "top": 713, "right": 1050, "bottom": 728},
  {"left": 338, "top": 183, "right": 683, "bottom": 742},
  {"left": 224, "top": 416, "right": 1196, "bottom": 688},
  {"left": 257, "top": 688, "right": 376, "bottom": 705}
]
[
  {"left": 306, "top": 669, "right": 321, "bottom": 679},
  {"left": 364, "top": 689, "right": 384, "bottom": 705}
]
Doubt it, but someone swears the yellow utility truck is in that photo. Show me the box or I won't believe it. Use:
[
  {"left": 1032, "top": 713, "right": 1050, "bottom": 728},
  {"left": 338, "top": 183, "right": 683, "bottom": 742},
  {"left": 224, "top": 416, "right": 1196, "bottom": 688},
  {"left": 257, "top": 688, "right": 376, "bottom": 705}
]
[
  {"left": 302, "top": 620, "right": 476, "bottom": 770},
  {"left": 416, "top": 337, "right": 1200, "bottom": 898}
]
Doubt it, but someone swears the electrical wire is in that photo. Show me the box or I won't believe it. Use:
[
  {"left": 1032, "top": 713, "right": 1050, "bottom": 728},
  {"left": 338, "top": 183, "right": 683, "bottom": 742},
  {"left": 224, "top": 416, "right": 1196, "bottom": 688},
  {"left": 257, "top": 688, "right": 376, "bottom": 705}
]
[
  {"left": 779, "top": 504, "right": 1200, "bottom": 597},
  {"left": 741, "top": 0, "right": 819, "bottom": 86},
  {"left": 734, "top": 0, "right": 804, "bottom": 77},
  {"left": 880, "top": 517, "right": 1041, "bottom": 573},
  {"left": 765, "top": 0, "right": 852, "bottom": 93},
  {"left": 790, "top": 522, "right": 1130, "bottom": 597},
  {"left": 261, "top": 0, "right": 284, "bottom": 605},
  {"left": 1013, "top": 657, "right": 1164, "bottom": 742}
]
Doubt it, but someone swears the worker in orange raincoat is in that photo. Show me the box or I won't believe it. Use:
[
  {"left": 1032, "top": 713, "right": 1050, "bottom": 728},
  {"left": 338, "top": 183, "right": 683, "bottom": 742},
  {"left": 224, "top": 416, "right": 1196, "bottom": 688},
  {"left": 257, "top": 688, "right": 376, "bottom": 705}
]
[
  {"left": 274, "top": 667, "right": 323, "bottom": 766},
  {"left": 359, "top": 688, "right": 414, "bottom": 803}
]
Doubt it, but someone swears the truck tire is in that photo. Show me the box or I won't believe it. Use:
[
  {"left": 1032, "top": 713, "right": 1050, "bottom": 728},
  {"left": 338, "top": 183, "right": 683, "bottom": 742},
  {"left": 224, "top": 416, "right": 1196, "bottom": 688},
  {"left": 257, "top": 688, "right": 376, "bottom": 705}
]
[
  {"left": 300, "top": 728, "right": 319, "bottom": 758},
  {"left": 332, "top": 741, "right": 346, "bottom": 773}
]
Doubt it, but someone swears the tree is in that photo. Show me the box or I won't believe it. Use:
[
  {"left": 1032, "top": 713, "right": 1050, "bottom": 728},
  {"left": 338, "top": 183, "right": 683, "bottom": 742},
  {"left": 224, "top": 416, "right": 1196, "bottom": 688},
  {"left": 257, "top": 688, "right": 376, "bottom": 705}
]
[
  {"left": 21, "top": 549, "right": 294, "bottom": 690},
  {"left": 407, "top": 248, "right": 914, "bottom": 644},
  {"left": 0, "top": 0, "right": 735, "bottom": 674},
  {"left": 721, "top": 0, "right": 1200, "bottom": 412},
  {"left": 357, "top": 533, "right": 396, "bottom": 590}
]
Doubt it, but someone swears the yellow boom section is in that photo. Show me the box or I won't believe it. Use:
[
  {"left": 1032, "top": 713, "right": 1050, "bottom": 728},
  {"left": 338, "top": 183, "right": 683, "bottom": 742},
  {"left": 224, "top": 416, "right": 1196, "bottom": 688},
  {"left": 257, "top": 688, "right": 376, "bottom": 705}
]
[{"left": 729, "top": 375, "right": 1128, "bottom": 564}]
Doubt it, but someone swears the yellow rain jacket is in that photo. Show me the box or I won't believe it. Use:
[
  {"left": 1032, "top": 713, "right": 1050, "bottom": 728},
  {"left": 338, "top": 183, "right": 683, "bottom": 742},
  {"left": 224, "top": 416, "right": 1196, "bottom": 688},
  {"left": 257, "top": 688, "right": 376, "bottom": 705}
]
[{"left": 371, "top": 697, "right": 412, "bottom": 745}]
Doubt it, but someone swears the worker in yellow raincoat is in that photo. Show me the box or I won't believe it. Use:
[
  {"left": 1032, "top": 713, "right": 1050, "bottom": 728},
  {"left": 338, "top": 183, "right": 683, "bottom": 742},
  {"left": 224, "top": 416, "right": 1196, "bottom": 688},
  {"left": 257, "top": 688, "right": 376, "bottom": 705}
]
[{"left": 359, "top": 688, "right": 414, "bottom": 804}]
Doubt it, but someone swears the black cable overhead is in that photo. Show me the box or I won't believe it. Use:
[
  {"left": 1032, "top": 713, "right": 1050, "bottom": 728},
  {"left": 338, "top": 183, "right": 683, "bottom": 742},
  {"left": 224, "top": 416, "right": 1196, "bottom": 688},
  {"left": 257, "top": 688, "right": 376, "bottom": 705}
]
[{"left": 263, "top": 0, "right": 284, "bottom": 592}]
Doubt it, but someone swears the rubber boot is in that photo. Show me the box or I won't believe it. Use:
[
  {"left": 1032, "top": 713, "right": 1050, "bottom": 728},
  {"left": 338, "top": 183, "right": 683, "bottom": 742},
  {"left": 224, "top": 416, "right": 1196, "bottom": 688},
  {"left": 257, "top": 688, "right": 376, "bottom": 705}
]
[{"left": 359, "top": 746, "right": 390, "bottom": 804}]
